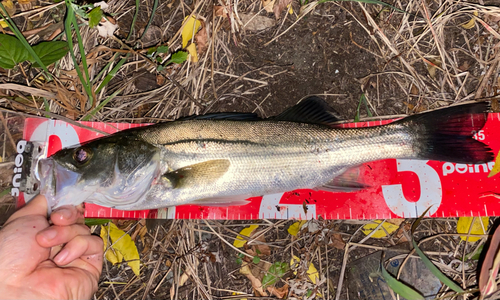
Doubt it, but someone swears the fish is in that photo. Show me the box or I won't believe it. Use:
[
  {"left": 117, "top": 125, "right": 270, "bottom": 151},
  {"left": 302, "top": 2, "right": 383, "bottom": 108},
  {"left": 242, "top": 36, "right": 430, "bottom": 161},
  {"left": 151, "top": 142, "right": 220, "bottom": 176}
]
[{"left": 38, "top": 97, "right": 494, "bottom": 211}]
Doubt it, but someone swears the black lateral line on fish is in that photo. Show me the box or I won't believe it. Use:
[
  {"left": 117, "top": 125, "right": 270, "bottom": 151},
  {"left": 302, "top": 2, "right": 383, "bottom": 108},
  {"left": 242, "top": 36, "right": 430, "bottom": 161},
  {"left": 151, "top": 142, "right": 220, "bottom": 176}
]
[{"left": 159, "top": 139, "right": 265, "bottom": 146}]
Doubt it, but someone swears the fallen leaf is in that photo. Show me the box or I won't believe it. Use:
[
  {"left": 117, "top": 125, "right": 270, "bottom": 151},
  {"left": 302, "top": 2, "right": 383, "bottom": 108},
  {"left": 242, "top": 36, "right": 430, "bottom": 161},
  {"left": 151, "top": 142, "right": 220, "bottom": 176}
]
[
  {"left": 181, "top": 16, "right": 201, "bottom": 48},
  {"left": 362, "top": 220, "right": 400, "bottom": 238},
  {"left": 246, "top": 230, "right": 271, "bottom": 257},
  {"left": 195, "top": 23, "right": 208, "bottom": 55},
  {"left": 461, "top": 11, "right": 478, "bottom": 29},
  {"left": 185, "top": 43, "right": 198, "bottom": 62},
  {"left": 290, "top": 256, "right": 319, "bottom": 284},
  {"left": 239, "top": 13, "right": 276, "bottom": 32},
  {"left": 1, "top": 0, "right": 15, "bottom": 17},
  {"left": 273, "top": 0, "right": 292, "bottom": 19},
  {"left": 234, "top": 225, "right": 259, "bottom": 248},
  {"left": 262, "top": 0, "right": 275, "bottom": 13},
  {"left": 424, "top": 57, "right": 442, "bottom": 79},
  {"left": 489, "top": 151, "right": 500, "bottom": 177},
  {"left": 288, "top": 220, "right": 306, "bottom": 236},
  {"left": 214, "top": 5, "right": 227, "bottom": 17},
  {"left": 457, "top": 217, "right": 488, "bottom": 242},
  {"left": 329, "top": 233, "right": 345, "bottom": 250},
  {"left": 100, "top": 223, "right": 140, "bottom": 276},
  {"left": 479, "top": 223, "right": 500, "bottom": 296},
  {"left": 97, "top": 17, "right": 117, "bottom": 37},
  {"left": 267, "top": 284, "right": 289, "bottom": 298},
  {"left": 240, "top": 264, "right": 268, "bottom": 296}
]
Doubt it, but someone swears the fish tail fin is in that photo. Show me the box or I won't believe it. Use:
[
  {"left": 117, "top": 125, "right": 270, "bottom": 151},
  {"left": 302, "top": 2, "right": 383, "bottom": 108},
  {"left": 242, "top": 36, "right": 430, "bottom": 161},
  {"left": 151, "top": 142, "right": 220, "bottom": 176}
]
[{"left": 399, "top": 102, "right": 494, "bottom": 164}]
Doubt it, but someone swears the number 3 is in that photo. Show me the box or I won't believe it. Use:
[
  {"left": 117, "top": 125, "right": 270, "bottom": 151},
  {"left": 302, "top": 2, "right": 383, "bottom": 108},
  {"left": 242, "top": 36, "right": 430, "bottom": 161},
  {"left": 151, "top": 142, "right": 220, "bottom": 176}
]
[{"left": 382, "top": 160, "right": 442, "bottom": 218}]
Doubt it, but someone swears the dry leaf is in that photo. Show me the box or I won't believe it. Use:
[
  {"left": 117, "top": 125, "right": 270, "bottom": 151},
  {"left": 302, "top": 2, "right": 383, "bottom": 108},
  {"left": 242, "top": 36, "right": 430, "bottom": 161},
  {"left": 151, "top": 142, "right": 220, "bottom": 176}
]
[
  {"left": 100, "top": 223, "right": 141, "bottom": 276},
  {"left": 240, "top": 264, "right": 268, "bottom": 296},
  {"left": 214, "top": 5, "right": 227, "bottom": 17},
  {"left": 239, "top": 13, "right": 276, "bottom": 32},
  {"left": 186, "top": 43, "right": 198, "bottom": 62},
  {"left": 329, "top": 233, "right": 345, "bottom": 250},
  {"left": 267, "top": 284, "right": 289, "bottom": 299},
  {"left": 246, "top": 230, "right": 271, "bottom": 257},
  {"left": 288, "top": 220, "right": 306, "bottom": 236},
  {"left": 97, "top": 18, "right": 118, "bottom": 37},
  {"left": 362, "top": 220, "right": 400, "bottom": 238},
  {"left": 181, "top": 16, "right": 201, "bottom": 48},
  {"left": 262, "top": 0, "right": 275, "bottom": 13},
  {"left": 234, "top": 225, "right": 259, "bottom": 248},
  {"left": 195, "top": 23, "right": 208, "bottom": 55},
  {"left": 273, "top": 0, "right": 292, "bottom": 19},
  {"left": 457, "top": 217, "right": 488, "bottom": 242}
]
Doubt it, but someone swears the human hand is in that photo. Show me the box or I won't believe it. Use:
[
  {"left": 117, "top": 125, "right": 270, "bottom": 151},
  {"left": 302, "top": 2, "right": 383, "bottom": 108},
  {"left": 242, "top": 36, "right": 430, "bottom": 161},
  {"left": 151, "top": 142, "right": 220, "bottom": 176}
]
[{"left": 0, "top": 195, "right": 103, "bottom": 299}]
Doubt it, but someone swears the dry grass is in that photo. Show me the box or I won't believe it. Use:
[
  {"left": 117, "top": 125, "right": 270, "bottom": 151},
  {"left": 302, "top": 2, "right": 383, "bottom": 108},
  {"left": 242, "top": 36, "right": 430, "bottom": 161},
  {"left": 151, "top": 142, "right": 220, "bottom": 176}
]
[{"left": 1, "top": 0, "right": 500, "bottom": 299}]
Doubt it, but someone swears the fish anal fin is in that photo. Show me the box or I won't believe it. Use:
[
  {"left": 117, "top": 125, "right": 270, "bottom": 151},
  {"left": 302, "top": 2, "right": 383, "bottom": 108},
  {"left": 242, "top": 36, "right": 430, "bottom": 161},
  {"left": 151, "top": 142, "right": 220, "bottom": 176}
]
[
  {"left": 318, "top": 166, "right": 370, "bottom": 192},
  {"left": 163, "top": 159, "right": 230, "bottom": 189}
]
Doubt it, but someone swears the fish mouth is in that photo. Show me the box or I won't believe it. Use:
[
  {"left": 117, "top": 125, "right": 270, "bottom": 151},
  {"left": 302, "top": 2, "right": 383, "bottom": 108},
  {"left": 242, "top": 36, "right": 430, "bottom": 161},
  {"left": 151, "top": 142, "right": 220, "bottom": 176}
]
[{"left": 39, "top": 158, "right": 92, "bottom": 212}]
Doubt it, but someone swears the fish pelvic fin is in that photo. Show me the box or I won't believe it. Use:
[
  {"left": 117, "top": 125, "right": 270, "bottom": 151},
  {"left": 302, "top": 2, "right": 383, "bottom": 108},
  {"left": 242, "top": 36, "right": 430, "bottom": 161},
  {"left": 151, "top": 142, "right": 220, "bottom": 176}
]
[
  {"left": 163, "top": 159, "right": 230, "bottom": 189},
  {"left": 399, "top": 101, "right": 494, "bottom": 164}
]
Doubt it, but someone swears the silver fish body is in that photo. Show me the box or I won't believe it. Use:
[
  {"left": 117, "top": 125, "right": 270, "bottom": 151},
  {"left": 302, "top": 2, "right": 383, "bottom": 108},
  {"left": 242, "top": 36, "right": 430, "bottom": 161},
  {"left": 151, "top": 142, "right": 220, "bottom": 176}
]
[{"left": 39, "top": 99, "right": 493, "bottom": 211}]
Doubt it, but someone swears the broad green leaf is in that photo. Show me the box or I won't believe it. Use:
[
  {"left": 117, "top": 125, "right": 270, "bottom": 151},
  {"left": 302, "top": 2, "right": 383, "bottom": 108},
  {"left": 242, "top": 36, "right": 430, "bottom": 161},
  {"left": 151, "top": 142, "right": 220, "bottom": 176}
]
[
  {"left": 157, "top": 45, "right": 169, "bottom": 53},
  {"left": 262, "top": 262, "right": 289, "bottom": 288},
  {"left": 381, "top": 263, "right": 424, "bottom": 300},
  {"left": 85, "top": 218, "right": 110, "bottom": 226},
  {"left": 32, "top": 41, "right": 69, "bottom": 67},
  {"left": 0, "top": 34, "right": 29, "bottom": 69},
  {"left": 457, "top": 217, "right": 488, "bottom": 242},
  {"left": 233, "top": 225, "right": 259, "bottom": 248},
  {"left": 411, "top": 208, "right": 464, "bottom": 293},
  {"left": 252, "top": 256, "right": 261, "bottom": 264},
  {"left": 101, "top": 222, "right": 141, "bottom": 276},
  {"left": 88, "top": 6, "right": 103, "bottom": 28},
  {"left": 170, "top": 51, "right": 188, "bottom": 64}
]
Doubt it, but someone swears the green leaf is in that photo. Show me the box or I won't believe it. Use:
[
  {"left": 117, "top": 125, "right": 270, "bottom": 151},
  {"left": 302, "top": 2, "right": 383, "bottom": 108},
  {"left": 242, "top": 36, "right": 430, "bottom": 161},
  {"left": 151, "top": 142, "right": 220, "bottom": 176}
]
[
  {"left": 169, "top": 51, "right": 188, "bottom": 64},
  {"left": 381, "top": 262, "right": 424, "bottom": 300},
  {"left": 157, "top": 45, "right": 169, "bottom": 53},
  {"left": 411, "top": 208, "right": 465, "bottom": 293},
  {"left": 236, "top": 257, "right": 242, "bottom": 265},
  {"left": 85, "top": 218, "right": 110, "bottom": 226},
  {"left": 31, "top": 41, "right": 69, "bottom": 67},
  {"left": 466, "top": 244, "right": 484, "bottom": 260},
  {"left": 88, "top": 6, "right": 103, "bottom": 28},
  {"left": 0, "top": 34, "right": 30, "bottom": 69},
  {"left": 253, "top": 256, "right": 261, "bottom": 264},
  {"left": 262, "top": 262, "right": 289, "bottom": 288}
]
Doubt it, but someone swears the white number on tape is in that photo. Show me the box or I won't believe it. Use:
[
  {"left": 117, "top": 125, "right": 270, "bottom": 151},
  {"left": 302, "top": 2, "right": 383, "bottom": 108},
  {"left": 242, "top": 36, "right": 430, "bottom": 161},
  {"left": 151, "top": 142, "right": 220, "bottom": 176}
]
[{"left": 382, "top": 159, "right": 442, "bottom": 218}]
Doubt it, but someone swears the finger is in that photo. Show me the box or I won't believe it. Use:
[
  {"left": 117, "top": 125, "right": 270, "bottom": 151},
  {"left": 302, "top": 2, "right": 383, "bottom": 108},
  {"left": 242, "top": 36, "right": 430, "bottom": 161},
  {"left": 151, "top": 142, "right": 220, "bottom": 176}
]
[
  {"left": 36, "top": 224, "right": 91, "bottom": 248},
  {"left": 6, "top": 194, "right": 48, "bottom": 223},
  {"left": 54, "top": 235, "right": 104, "bottom": 266},
  {"left": 50, "top": 205, "right": 84, "bottom": 226}
]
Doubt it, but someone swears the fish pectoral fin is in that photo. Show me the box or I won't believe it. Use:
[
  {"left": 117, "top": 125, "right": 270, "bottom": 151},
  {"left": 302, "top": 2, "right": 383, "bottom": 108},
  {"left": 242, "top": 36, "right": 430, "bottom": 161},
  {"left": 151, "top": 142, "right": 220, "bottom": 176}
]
[
  {"left": 191, "top": 195, "right": 251, "bottom": 206},
  {"left": 162, "top": 159, "right": 230, "bottom": 189},
  {"left": 318, "top": 167, "right": 370, "bottom": 192}
]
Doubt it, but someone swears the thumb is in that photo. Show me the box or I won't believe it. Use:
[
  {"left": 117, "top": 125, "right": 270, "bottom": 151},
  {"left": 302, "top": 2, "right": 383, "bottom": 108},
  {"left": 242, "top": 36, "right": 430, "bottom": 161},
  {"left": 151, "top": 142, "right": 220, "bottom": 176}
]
[{"left": 6, "top": 194, "right": 48, "bottom": 223}]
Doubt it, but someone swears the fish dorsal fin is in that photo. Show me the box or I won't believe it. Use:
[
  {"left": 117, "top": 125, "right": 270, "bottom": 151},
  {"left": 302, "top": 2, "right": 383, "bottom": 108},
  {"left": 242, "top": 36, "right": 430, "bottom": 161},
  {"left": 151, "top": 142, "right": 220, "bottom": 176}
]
[
  {"left": 177, "top": 112, "right": 261, "bottom": 121},
  {"left": 273, "top": 96, "right": 343, "bottom": 126},
  {"left": 163, "top": 159, "right": 230, "bottom": 189}
]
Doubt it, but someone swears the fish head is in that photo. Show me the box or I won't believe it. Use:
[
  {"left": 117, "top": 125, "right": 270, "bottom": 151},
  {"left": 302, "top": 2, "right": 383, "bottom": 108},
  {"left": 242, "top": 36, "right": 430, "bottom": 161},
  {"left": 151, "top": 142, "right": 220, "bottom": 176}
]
[{"left": 39, "top": 135, "right": 162, "bottom": 211}]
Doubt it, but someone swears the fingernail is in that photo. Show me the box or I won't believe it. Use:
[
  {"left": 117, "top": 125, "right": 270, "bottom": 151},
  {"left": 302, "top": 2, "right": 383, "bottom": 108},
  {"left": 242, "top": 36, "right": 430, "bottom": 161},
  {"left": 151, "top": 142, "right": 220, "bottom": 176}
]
[
  {"left": 40, "top": 228, "right": 57, "bottom": 240},
  {"left": 55, "top": 249, "right": 69, "bottom": 265},
  {"left": 54, "top": 207, "right": 73, "bottom": 220}
]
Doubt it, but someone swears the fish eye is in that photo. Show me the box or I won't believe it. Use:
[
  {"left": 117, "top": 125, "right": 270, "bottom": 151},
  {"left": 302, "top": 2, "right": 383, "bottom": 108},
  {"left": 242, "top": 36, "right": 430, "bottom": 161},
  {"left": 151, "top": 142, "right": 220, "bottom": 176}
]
[{"left": 72, "top": 147, "right": 92, "bottom": 165}]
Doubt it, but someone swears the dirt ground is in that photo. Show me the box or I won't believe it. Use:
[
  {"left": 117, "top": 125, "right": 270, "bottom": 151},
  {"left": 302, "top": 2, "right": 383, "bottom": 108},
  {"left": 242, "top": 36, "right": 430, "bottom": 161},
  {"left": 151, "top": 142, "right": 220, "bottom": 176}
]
[{"left": 1, "top": 0, "right": 500, "bottom": 299}]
